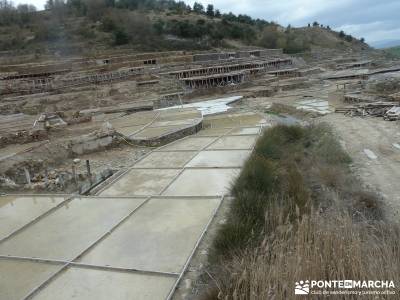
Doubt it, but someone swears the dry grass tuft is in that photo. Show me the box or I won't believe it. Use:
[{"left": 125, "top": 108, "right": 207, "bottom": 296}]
[
  {"left": 205, "top": 207, "right": 400, "bottom": 299},
  {"left": 201, "top": 123, "right": 398, "bottom": 299}
]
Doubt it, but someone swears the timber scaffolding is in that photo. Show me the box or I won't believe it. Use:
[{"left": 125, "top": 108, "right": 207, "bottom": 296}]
[
  {"left": 267, "top": 68, "right": 299, "bottom": 77},
  {"left": 192, "top": 49, "right": 283, "bottom": 62},
  {"left": 0, "top": 53, "right": 192, "bottom": 75},
  {"left": 0, "top": 67, "right": 144, "bottom": 95},
  {"left": 0, "top": 69, "right": 70, "bottom": 80},
  {"left": 324, "top": 65, "right": 400, "bottom": 81},
  {"left": 344, "top": 93, "right": 385, "bottom": 103},
  {"left": 95, "top": 50, "right": 188, "bottom": 65},
  {"left": 180, "top": 71, "right": 246, "bottom": 89},
  {"left": 59, "top": 67, "right": 144, "bottom": 87},
  {"left": 0, "top": 49, "right": 284, "bottom": 75},
  {"left": 162, "top": 58, "right": 293, "bottom": 79},
  {"left": 337, "top": 60, "right": 372, "bottom": 70}
]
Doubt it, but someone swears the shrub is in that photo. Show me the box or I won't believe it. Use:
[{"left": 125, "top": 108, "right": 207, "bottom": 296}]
[
  {"left": 113, "top": 28, "right": 128, "bottom": 45},
  {"left": 232, "top": 155, "right": 278, "bottom": 198},
  {"left": 209, "top": 123, "right": 383, "bottom": 263},
  {"left": 345, "top": 34, "right": 353, "bottom": 42},
  {"left": 205, "top": 210, "right": 400, "bottom": 300},
  {"left": 203, "top": 124, "right": 395, "bottom": 300},
  {"left": 101, "top": 15, "right": 117, "bottom": 32},
  {"left": 34, "top": 20, "right": 61, "bottom": 41}
]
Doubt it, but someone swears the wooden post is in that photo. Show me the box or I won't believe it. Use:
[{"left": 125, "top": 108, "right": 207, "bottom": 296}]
[
  {"left": 24, "top": 168, "right": 31, "bottom": 185},
  {"left": 72, "top": 164, "right": 77, "bottom": 186},
  {"left": 86, "top": 160, "right": 91, "bottom": 177},
  {"left": 44, "top": 167, "right": 49, "bottom": 187}
]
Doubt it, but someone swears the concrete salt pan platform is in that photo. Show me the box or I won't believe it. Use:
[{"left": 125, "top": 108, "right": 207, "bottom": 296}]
[
  {"left": 79, "top": 197, "right": 220, "bottom": 273},
  {"left": 0, "top": 259, "right": 62, "bottom": 300},
  {"left": 32, "top": 266, "right": 176, "bottom": 300},
  {"left": 98, "top": 169, "right": 180, "bottom": 197},
  {"left": 0, "top": 112, "right": 267, "bottom": 300},
  {"left": 110, "top": 108, "right": 203, "bottom": 147},
  {"left": 0, "top": 196, "right": 147, "bottom": 260},
  {"left": 186, "top": 150, "right": 251, "bottom": 168},
  {"left": 111, "top": 96, "right": 245, "bottom": 146},
  {"left": 0, "top": 195, "right": 69, "bottom": 241},
  {"left": 162, "top": 168, "right": 240, "bottom": 196}
]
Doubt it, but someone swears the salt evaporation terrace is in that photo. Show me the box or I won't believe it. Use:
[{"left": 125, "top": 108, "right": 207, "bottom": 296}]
[{"left": 0, "top": 109, "right": 267, "bottom": 300}]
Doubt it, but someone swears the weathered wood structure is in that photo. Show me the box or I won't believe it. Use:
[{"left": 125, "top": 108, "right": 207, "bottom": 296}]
[
  {"left": 180, "top": 71, "right": 247, "bottom": 89},
  {"left": 0, "top": 69, "right": 70, "bottom": 80},
  {"left": 164, "top": 58, "right": 293, "bottom": 79},
  {"left": 0, "top": 67, "right": 145, "bottom": 95},
  {"left": 267, "top": 68, "right": 299, "bottom": 77}
]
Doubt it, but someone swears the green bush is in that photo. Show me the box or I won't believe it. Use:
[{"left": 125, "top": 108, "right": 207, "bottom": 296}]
[
  {"left": 34, "top": 21, "right": 60, "bottom": 41},
  {"left": 232, "top": 155, "right": 278, "bottom": 199},
  {"left": 255, "top": 125, "right": 305, "bottom": 160},
  {"left": 211, "top": 218, "right": 258, "bottom": 259},
  {"left": 113, "top": 28, "right": 128, "bottom": 45},
  {"left": 101, "top": 16, "right": 117, "bottom": 32},
  {"left": 210, "top": 124, "right": 358, "bottom": 261}
]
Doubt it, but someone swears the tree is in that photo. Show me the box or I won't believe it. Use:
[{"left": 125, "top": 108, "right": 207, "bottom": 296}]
[
  {"left": 237, "top": 14, "right": 253, "bottom": 24},
  {"left": 339, "top": 30, "right": 345, "bottom": 38},
  {"left": 67, "top": 0, "right": 87, "bottom": 16},
  {"left": 153, "top": 19, "right": 164, "bottom": 35},
  {"left": 114, "top": 28, "right": 129, "bottom": 45},
  {"left": 45, "top": 0, "right": 54, "bottom": 10},
  {"left": 312, "top": 21, "right": 319, "bottom": 27},
  {"left": 101, "top": 14, "right": 117, "bottom": 31},
  {"left": 34, "top": 18, "right": 61, "bottom": 41},
  {"left": 104, "top": 0, "right": 114, "bottom": 7},
  {"left": 46, "top": 0, "right": 67, "bottom": 19},
  {"left": 360, "top": 37, "right": 365, "bottom": 43},
  {"left": 17, "top": 3, "right": 36, "bottom": 13},
  {"left": 85, "top": 0, "right": 107, "bottom": 21},
  {"left": 345, "top": 34, "right": 353, "bottom": 42},
  {"left": 123, "top": 12, "right": 156, "bottom": 44},
  {"left": 206, "top": 4, "right": 214, "bottom": 17},
  {"left": 285, "top": 33, "right": 310, "bottom": 53},
  {"left": 0, "top": 0, "right": 13, "bottom": 10},
  {"left": 0, "top": 0, "right": 17, "bottom": 26},
  {"left": 173, "top": 1, "right": 187, "bottom": 14},
  {"left": 259, "top": 26, "right": 280, "bottom": 48},
  {"left": 193, "top": 2, "right": 204, "bottom": 14},
  {"left": 222, "top": 12, "right": 236, "bottom": 22},
  {"left": 16, "top": 4, "right": 36, "bottom": 24},
  {"left": 215, "top": 9, "right": 221, "bottom": 18}
]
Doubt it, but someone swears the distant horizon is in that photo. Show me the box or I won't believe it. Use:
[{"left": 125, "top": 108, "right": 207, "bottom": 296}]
[
  {"left": 371, "top": 39, "right": 400, "bottom": 49},
  {"left": 10, "top": 0, "right": 400, "bottom": 48}
]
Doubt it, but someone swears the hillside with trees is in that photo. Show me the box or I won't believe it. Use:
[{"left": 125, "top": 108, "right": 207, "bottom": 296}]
[
  {"left": 0, "top": 0, "right": 369, "bottom": 55},
  {"left": 384, "top": 46, "right": 400, "bottom": 59}
]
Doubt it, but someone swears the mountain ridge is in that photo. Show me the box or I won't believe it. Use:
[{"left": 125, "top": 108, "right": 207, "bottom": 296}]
[{"left": 372, "top": 39, "right": 400, "bottom": 49}]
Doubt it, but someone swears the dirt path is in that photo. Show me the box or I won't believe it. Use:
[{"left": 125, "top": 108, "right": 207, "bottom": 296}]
[{"left": 322, "top": 114, "right": 400, "bottom": 223}]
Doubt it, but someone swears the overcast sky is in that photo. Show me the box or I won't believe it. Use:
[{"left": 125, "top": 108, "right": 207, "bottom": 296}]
[{"left": 12, "top": 0, "right": 400, "bottom": 47}]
